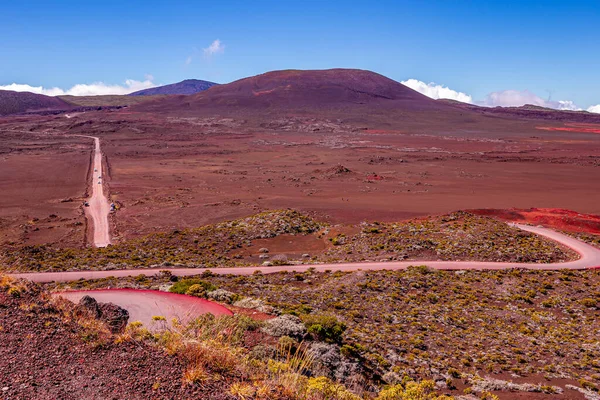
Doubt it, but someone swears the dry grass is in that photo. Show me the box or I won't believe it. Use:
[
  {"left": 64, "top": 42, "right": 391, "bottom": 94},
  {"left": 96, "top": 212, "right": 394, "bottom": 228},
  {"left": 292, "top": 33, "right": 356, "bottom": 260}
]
[
  {"left": 117, "top": 312, "right": 450, "bottom": 399},
  {"left": 0, "top": 274, "right": 27, "bottom": 298},
  {"left": 50, "top": 295, "right": 112, "bottom": 347},
  {"left": 3, "top": 272, "right": 454, "bottom": 398}
]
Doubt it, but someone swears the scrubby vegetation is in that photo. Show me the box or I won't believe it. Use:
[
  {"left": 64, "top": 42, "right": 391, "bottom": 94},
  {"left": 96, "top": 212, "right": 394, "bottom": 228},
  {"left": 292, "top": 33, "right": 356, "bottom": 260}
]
[
  {"left": 0, "top": 210, "right": 574, "bottom": 272},
  {"left": 51, "top": 268, "right": 600, "bottom": 398},
  {"left": 568, "top": 231, "right": 600, "bottom": 249},
  {"left": 1, "top": 209, "right": 323, "bottom": 272},
  {"left": 169, "top": 278, "right": 218, "bottom": 296},
  {"left": 4, "top": 274, "right": 455, "bottom": 399},
  {"left": 321, "top": 212, "right": 573, "bottom": 263}
]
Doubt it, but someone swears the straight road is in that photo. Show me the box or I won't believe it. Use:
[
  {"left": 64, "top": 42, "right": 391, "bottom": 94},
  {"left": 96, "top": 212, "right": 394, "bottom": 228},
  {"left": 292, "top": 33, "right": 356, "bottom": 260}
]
[{"left": 81, "top": 136, "right": 111, "bottom": 247}]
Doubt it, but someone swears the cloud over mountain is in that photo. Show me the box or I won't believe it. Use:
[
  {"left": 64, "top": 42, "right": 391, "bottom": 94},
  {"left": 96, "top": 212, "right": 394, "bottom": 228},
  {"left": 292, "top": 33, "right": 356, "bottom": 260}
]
[
  {"left": 401, "top": 79, "right": 473, "bottom": 103},
  {"left": 0, "top": 78, "right": 155, "bottom": 96},
  {"left": 587, "top": 104, "right": 600, "bottom": 114}
]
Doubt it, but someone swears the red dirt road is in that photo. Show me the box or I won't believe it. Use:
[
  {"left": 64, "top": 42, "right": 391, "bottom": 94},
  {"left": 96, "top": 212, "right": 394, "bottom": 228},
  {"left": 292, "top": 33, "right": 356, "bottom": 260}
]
[
  {"left": 12, "top": 224, "right": 600, "bottom": 283},
  {"left": 54, "top": 288, "right": 232, "bottom": 328},
  {"left": 81, "top": 136, "right": 111, "bottom": 247}
]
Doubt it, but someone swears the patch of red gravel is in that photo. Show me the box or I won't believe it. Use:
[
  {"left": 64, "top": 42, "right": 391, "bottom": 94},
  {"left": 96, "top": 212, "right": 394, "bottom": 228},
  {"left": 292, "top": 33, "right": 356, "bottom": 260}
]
[
  {"left": 537, "top": 124, "right": 600, "bottom": 134},
  {"left": 470, "top": 208, "right": 600, "bottom": 235}
]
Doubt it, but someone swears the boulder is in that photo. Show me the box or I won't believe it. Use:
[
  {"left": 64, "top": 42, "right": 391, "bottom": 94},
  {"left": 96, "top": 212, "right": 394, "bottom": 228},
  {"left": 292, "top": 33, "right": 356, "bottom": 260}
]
[
  {"left": 77, "top": 295, "right": 129, "bottom": 333},
  {"left": 207, "top": 289, "right": 235, "bottom": 304},
  {"left": 78, "top": 295, "right": 101, "bottom": 318},
  {"left": 262, "top": 314, "right": 306, "bottom": 339},
  {"left": 98, "top": 302, "right": 129, "bottom": 333}
]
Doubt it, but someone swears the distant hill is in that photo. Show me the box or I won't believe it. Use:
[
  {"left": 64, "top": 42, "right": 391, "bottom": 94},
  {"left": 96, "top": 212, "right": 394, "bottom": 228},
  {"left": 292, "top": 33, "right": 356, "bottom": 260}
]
[
  {"left": 60, "top": 94, "right": 167, "bottom": 107},
  {"left": 439, "top": 99, "right": 600, "bottom": 123},
  {"left": 133, "top": 69, "right": 461, "bottom": 118},
  {"left": 128, "top": 79, "right": 217, "bottom": 96},
  {"left": 0, "top": 90, "right": 72, "bottom": 115}
]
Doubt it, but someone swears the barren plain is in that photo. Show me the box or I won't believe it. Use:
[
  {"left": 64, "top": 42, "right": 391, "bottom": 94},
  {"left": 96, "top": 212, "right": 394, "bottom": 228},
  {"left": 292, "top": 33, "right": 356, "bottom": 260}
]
[{"left": 1, "top": 107, "right": 599, "bottom": 248}]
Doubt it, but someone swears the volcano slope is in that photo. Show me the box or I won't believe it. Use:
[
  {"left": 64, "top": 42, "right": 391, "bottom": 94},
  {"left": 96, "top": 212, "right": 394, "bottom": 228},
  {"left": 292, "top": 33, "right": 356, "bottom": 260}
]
[
  {"left": 135, "top": 69, "right": 475, "bottom": 129},
  {"left": 0, "top": 69, "right": 599, "bottom": 245}
]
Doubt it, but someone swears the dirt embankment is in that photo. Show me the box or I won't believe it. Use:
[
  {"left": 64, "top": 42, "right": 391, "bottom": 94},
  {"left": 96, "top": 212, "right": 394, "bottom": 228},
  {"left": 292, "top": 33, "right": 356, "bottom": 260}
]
[{"left": 0, "top": 278, "right": 229, "bottom": 399}]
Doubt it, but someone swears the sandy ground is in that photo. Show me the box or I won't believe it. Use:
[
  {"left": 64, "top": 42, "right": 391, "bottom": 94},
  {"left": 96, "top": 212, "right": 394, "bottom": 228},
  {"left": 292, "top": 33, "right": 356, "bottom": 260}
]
[
  {"left": 12, "top": 223, "right": 600, "bottom": 283},
  {"left": 0, "top": 129, "right": 89, "bottom": 246},
  {"left": 54, "top": 288, "right": 232, "bottom": 328}
]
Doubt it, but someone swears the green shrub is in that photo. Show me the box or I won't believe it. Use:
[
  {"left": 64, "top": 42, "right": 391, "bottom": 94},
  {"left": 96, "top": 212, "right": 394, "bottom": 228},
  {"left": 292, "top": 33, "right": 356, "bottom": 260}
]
[
  {"left": 376, "top": 379, "right": 450, "bottom": 400},
  {"left": 340, "top": 344, "right": 362, "bottom": 358},
  {"left": 580, "top": 298, "right": 598, "bottom": 308},
  {"left": 185, "top": 284, "right": 207, "bottom": 298},
  {"left": 301, "top": 313, "right": 346, "bottom": 343},
  {"left": 447, "top": 367, "right": 461, "bottom": 378},
  {"left": 282, "top": 304, "right": 313, "bottom": 316},
  {"left": 169, "top": 279, "right": 217, "bottom": 295}
]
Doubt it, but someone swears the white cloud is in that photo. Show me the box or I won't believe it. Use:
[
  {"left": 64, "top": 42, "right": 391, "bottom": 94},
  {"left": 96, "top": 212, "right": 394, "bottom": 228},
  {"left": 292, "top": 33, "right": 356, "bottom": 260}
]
[
  {"left": 587, "top": 104, "right": 600, "bottom": 114},
  {"left": 0, "top": 78, "right": 156, "bottom": 96},
  {"left": 480, "top": 89, "right": 545, "bottom": 107},
  {"left": 203, "top": 39, "right": 224, "bottom": 57},
  {"left": 402, "top": 81, "right": 597, "bottom": 113},
  {"left": 185, "top": 40, "right": 223, "bottom": 66},
  {"left": 556, "top": 100, "right": 580, "bottom": 111},
  {"left": 480, "top": 89, "right": 582, "bottom": 111},
  {"left": 401, "top": 79, "right": 473, "bottom": 104},
  {"left": 0, "top": 83, "right": 65, "bottom": 96}
]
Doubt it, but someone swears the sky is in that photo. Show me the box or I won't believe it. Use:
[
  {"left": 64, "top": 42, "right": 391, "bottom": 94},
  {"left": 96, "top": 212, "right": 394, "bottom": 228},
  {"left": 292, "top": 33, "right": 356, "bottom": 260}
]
[{"left": 1, "top": 0, "right": 599, "bottom": 111}]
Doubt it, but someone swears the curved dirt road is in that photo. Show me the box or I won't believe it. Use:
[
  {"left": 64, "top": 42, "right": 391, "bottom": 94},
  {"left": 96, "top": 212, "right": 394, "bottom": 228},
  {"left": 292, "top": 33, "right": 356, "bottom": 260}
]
[
  {"left": 81, "top": 136, "right": 111, "bottom": 247},
  {"left": 11, "top": 223, "right": 600, "bottom": 283}
]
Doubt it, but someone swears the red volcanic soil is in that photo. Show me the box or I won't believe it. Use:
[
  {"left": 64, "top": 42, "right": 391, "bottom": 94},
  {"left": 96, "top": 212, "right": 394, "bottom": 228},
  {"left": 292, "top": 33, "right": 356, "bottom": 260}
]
[
  {"left": 0, "top": 131, "right": 90, "bottom": 246},
  {"left": 56, "top": 289, "right": 232, "bottom": 328},
  {"left": 2, "top": 106, "right": 599, "bottom": 245},
  {"left": 0, "top": 89, "right": 72, "bottom": 115},
  {"left": 0, "top": 283, "right": 231, "bottom": 399},
  {"left": 537, "top": 123, "right": 600, "bottom": 134},
  {"left": 470, "top": 208, "right": 600, "bottom": 235}
]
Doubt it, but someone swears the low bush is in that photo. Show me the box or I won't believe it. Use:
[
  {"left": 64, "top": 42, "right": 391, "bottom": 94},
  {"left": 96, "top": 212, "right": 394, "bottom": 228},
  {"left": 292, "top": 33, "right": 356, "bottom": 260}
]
[
  {"left": 301, "top": 313, "right": 346, "bottom": 344},
  {"left": 185, "top": 284, "right": 207, "bottom": 298},
  {"left": 169, "top": 279, "right": 217, "bottom": 295},
  {"left": 376, "top": 379, "right": 452, "bottom": 400}
]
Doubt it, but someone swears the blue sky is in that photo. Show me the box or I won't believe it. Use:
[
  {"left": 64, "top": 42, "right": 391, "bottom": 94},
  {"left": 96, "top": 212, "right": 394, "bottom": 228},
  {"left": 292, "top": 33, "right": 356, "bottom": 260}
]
[{"left": 1, "top": 0, "right": 599, "bottom": 110}]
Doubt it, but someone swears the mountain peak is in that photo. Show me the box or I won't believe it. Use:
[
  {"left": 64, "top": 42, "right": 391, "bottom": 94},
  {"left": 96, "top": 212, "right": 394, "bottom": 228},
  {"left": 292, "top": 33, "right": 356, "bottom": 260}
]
[
  {"left": 129, "top": 79, "right": 217, "bottom": 96},
  {"left": 133, "top": 68, "right": 456, "bottom": 118}
]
